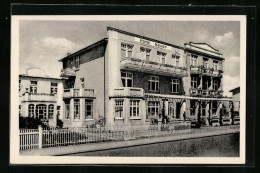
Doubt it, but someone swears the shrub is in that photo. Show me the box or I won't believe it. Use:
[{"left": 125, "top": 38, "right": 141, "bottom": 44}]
[
  {"left": 57, "top": 119, "right": 63, "bottom": 128},
  {"left": 19, "top": 116, "right": 49, "bottom": 129},
  {"left": 150, "top": 118, "right": 158, "bottom": 125}
]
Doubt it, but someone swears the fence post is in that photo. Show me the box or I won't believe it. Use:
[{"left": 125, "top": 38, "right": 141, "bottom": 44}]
[
  {"left": 158, "top": 119, "right": 162, "bottom": 131},
  {"left": 38, "top": 125, "right": 42, "bottom": 149}
]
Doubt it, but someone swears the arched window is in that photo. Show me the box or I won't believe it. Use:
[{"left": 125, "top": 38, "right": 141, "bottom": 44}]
[
  {"left": 28, "top": 104, "right": 34, "bottom": 117},
  {"left": 36, "top": 104, "right": 47, "bottom": 119},
  {"left": 48, "top": 104, "right": 54, "bottom": 119}
]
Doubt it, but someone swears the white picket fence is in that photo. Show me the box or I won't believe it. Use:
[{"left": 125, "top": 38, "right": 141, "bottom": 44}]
[
  {"left": 19, "top": 129, "right": 39, "bottom": 150},
  {"left": 19, "top": 122, "right": 192, "bottom": 150}
]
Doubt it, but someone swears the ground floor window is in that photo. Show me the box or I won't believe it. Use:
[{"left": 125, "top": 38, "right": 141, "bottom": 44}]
[
  {"left": 190, "top": 100, "right": 196, "bottom": 117},
  {"left": 201, "top": 101, "right": 207, "bottom": 116},
  {"left": 115, "top": 100, "right": 124, "bottom": 118},
  {"left": 36, "top": 104, "right": 47, "bottom": 119},
  {"left": 85, "top": 100, "right": 93, "bottom": 119},
  {"left": 28, "top": 104, "right": 34, "bottom": 117},
  {"left": 48, "top": 104, "right": 54, "bottom": 119},
  {"left": 74, "top": 99, "right": 80, "bottom": 119},
  {"left": 168, "top": 102, "right": 175, "bottom": 117},
  {"left": 212, "top": 101, "right": 218, "bottom": 115},
  {"left": 148, "top": 101, "right": 160, "bottom": 117},
  {"left": 57, "top": 106, "right": 61, "bottom": 119},
  {"left": 130, "top": 100, "right": 140, "bottom": 117},
  {"left": 65, "top": 104, "right": 70, "bottom": 119}
]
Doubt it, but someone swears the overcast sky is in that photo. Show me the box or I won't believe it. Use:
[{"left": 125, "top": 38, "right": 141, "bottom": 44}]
[{"left": 19, "top": 20, "right": 240, "bottom": 97}]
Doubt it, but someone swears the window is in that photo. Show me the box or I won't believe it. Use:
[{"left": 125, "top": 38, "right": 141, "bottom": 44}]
[
  {"left": 121, "top": 43, "right": 134, "bottom": 58},
  {"left": 213, "top": 80, "right": 219, "bottom": 91},
  {"left": 36, "top": 104, "right": 47, "bottom": 119},
  {"left": 115, "top": 100, "right": 124, "bottom": 118},
  {"left": 190, "top": 100, "right": 196, "bottom": 116},
  {"left": 172, "top": 54, "right": 180, "bottom": 66},
  {"left": 201, "top": 101, "right": 207, "bottom": 116},
  {"left": 121, "top": 72, "right": 133, "bottom": 87},
  {"left": 140, "top": 47, "right": 151, "bottom": 61},
  {"left": 51, "top": 83, "right": 58, "bottom": 94},
  {"left": 19, "top": 80, "right": 21, "bottom": 92},
  {"left": 148, "top": 76, "right": 159, "bottom": 91},
  {"left": 148, "top": 101, "right": 160, "bottom": 117},
  {"left": 65, "top": 103, "right": 70, "bottom": 119},
  {"left": 191, "top": 76, "right": 198, "bottom": 89},
  {"left": 171, "top": 79, "right": 179, "bottom": 93},
  {"left": 203, "top": 78, "right": 210, "bottom": 90},
  {"left": 168, "top": 102, "right": 175, "bottom": 117},
  {"left": 48, "top": 104, "right": 54, "bottom": 119},
  {"left": 57, "top": 106, "right": 61, "bottom": 119},
  {"left": 212, "top": 101, "right": 218, "bottom": 115},
  {"left": 213, "top": 60, "right": 218, "bottom": 70},
  {"left": 85, "top": 100, "right": 93, "bottom": 119},
  {"left": 30, "top": 81, "right": 37, "bottom": 93},
  {"left": 28, "top": 104, "right": 34, "bottom": 117},
  {"left": 74, "top": 99, "right": 80, "bottom": 119},
  {"left": 75, "top": 56, "right": 80, "bottom": 69},
  {"left": 130, "top": 100, "right": 140, "bottom": 117},
  {"left": 203, "top": 58, "right": 208, "bottom": 68},
  {"left": 157, "top": 51, "right": 167, "bottom": 64},
  {"left": 190, "top": 54, "right": 198, "bottom": 66}
]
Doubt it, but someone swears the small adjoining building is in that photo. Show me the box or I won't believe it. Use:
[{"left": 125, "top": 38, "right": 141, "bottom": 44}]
[
  {"left": 229, "top": 87, "right": 240, "bottom": 124},
  {"left": 19, "top": 68, "right": 64, "bottom": 127}
]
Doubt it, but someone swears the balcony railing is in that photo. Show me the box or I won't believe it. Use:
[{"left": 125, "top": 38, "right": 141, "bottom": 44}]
[
  {"left": 190, "top": 65, "right": 223, "bottom": 77},
  {"left": 113, "top": 87, "right": 144, "bottom": 98},
  {"left": 22, "top": 93, "right": 56, "bottom": 102},
  {"left": 190, "top": 88, "right": 223, "bottom": 97},
  {"left": 60, "top": 68, "right": 76, "bottom": 77},
  {"left": 63, "top": 88, "right": 95, "bottom": 98},
  {"left": 120, "top": 58, "right": 187, "bottom": 77},
  {"left": 189, "top": 88, "right": 202, "bottom": 96}
]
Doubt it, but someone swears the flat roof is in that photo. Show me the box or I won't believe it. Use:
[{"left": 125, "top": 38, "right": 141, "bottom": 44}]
[
  {"left": 107, "top": 27, "right": 184, "bottom": 50},
  {"left": 19, "top": 74, "right": 64, "bottom": 80}
]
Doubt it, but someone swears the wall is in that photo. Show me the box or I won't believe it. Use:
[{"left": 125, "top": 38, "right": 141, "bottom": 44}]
[
  {"left": 233, "top": 93, "right": 240, "bottom": 102},
  {"left": 63, "top": 43, "right": 105, "bottom": 69},
  {"left": 68, "top": 57, "right": 105, "bottom": 127},
  {"left": 19, "top": 77, "right": 62, "bottom": 95}
]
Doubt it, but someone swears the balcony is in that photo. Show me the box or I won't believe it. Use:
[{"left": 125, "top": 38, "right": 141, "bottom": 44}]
[
  {"left": 60, "top": 68, "right": 76, "bottom": 77},
  {"left": 189, "top": 88, "right": 203, "bottom": 97},
  {"left": 190, "top": 65, "right": 223, "bottom": 77},
  {"left": 190, "top": 88, "right": 223, "bottom": 97},
  {"left": 120, "top": 58, "right": 187, "bottom": 77},
  {"left": 21, "top": 93, "right": 56, "bottom": 102},
  {"left": 190, "top": 65, "right": 203, "bottom": 74},
  {"left": 202, "top": 67, "right": 223, "bottom": 77},
  {"left": 63, "top": 88, "right": 95, "bottom": 98},
  {"left": 112, "top": 87, "right": 144, "bottom": 98}
]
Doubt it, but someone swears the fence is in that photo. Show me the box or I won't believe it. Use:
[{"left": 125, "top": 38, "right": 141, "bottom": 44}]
[
  {"left": 19, "top": 122, "right": 192, "bottom": 150},
  {"left": 19, "top": 129, "right": 39, "bottom": 150}
]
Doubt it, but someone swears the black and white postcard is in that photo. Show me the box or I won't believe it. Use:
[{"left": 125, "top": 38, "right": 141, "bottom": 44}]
[{"left": 10, "top": 15, "right": 246, "bottom": 164}]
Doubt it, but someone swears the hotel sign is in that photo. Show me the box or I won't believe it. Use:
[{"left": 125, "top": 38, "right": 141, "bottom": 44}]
[{"left": 135, "top": 37, "right": 171, "bottom": 50}]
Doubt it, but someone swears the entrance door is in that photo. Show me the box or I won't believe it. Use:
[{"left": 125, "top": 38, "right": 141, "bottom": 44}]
[
  {"left": 36, "top": 104, "right": 47, "bottom": 119},
  {"left": 176, "top": 102, "right": 181, "bottom": 119}
]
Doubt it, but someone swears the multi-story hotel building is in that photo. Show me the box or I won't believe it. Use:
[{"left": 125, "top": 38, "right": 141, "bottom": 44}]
[
  {"left": 58, "top": 27, "right": 234, "bottom": 128},
  {"left": 19, "top": 68, "right": 64, "bottom": 127}
]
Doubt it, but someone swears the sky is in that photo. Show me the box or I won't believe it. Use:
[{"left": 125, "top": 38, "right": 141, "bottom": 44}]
[{"left": 19, "top": 20, "right": 240, "bottom": 97}]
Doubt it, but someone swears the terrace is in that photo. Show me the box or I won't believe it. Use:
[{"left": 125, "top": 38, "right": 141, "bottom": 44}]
[
  {"left": 120, "top": 57, "right": 188, "bottom": 77},
  {"left": 63, "top": 88, "right": 95, "bottom": 98}
]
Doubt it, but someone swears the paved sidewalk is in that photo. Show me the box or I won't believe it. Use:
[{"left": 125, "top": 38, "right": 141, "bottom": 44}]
[{"left": 20, "top": 125, "right": 240, "bottom": 156}]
